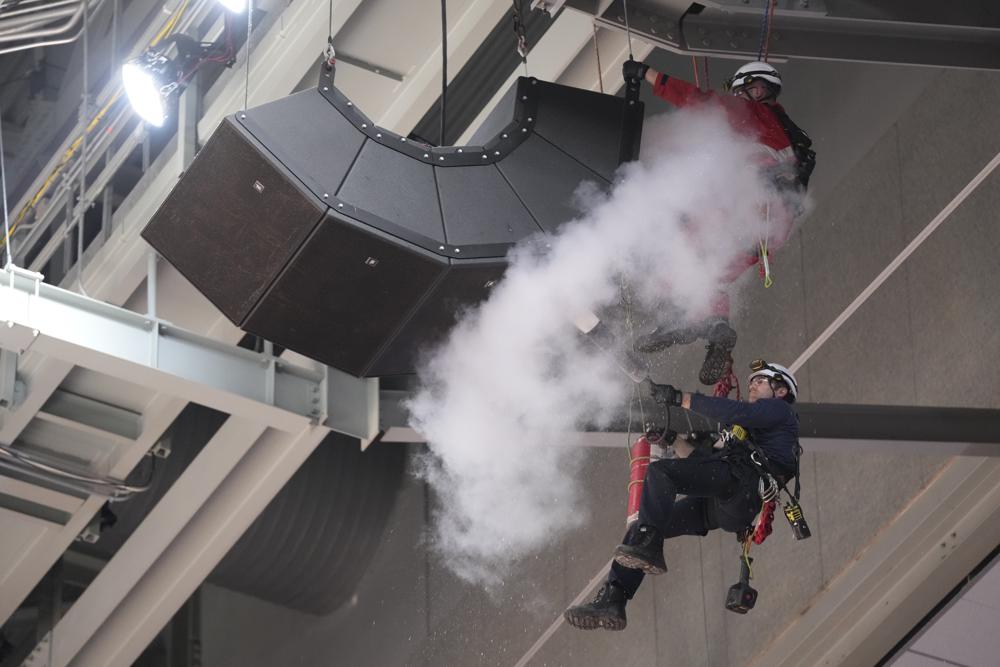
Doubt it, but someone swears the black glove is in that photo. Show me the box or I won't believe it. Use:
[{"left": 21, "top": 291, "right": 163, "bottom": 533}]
[
  {"left": 649, "top": 382, "right": 682, "bottom": 407},
  {"left": 622, "top": 59, "right": 649, "bottom": 82}
]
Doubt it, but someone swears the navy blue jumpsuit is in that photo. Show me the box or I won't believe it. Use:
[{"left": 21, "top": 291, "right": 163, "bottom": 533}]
[{"left": 609, "top": 394, "right": 799, "bottom": 598}]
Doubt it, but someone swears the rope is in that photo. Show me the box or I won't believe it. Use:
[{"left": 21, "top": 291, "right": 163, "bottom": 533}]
[
  {"left": 625, "top": 381, "right": 635, "bottom": 456},
  {"left": 759, "top": 199, "right": 773, "bottom": 287},
  {"left": 742, "top": 536, "right": 753, "bottom": 578},
  {"left": 712, "top": 357, "right": 740, "bottom": 399},
  {"left": 755, "top": 0, "right": 776, "bottom": 61},
  {"left": 691, "top": 56, "right": 700, "bottom": 90},
  {"left": 762, "top": 0, "right": 776, "bottom": 61}
]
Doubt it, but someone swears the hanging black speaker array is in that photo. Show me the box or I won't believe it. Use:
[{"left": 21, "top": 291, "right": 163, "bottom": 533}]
[{"left": 143, "top": 67, "right": 644, "bottom": 376}]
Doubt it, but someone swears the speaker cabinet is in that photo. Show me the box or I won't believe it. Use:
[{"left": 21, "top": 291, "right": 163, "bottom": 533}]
[{"left": 143, "top": 68, "right": 644, "bottom": 376}]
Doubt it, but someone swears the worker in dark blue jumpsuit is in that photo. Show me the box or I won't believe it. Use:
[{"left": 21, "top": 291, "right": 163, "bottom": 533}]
[{"left": 564, "top": 361, "right": 800, "bottom": 631}]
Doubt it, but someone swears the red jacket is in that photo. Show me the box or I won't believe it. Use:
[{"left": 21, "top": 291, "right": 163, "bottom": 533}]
[{"left": 652, "top": 74, "right": 796, "bottom": 173}]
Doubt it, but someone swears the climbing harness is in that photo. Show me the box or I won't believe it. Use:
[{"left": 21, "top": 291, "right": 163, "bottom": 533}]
[
  {"left": 771, "top": 105, "right": 817, "bottom": 189},
  {"left": 721, "top": 421, "right": 810, "bottom": 612}
]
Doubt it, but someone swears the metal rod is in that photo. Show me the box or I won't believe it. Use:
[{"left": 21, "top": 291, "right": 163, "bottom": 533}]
[
  {"left": 440, "top": 0, "right": 447, "bottom": 145},
  {"left": 0, "top": 113, "right": 11, "bottom": 268},
  {"left": 77, "top": 0, "right": 89, "bottom": 295},
  {"left": 243, "top": 0, "right": 252, "bottom": 111},
  {"left": 622, "top": 0, "right": 633, "bottom": 59},
  {"left": 111, "top": 0, "right": 118, "bottom": 73}
]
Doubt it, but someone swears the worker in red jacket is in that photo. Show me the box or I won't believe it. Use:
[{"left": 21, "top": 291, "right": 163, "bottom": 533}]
[{"left": 620, "top": 59, "right": 815, "bottom": 385}]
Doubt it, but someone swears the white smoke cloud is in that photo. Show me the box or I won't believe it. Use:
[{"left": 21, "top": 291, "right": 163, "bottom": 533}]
[{"left": 407, "top": 105, "right": 802, "bottom": 585}]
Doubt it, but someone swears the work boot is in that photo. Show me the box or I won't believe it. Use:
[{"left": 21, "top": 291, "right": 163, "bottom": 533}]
[
  {"left": 699, "top": 320, "right": 738, "bottom": 385},
  {"left": 633, "top": 324, "right": 701, "bottom": 353},
  {"left": 563, "top": 582, "right": 628, "bottom": 631},
  {"left": 613, "top": 524, "right": 667, "bottom": 575}
]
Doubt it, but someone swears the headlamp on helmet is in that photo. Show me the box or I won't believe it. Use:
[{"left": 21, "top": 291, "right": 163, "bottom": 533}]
[
  {"left": 748, "top": 359, "right": 798, "bottom": 402},
  {"left": 724, "top": 61, "right": 782, "bottom": 96}
]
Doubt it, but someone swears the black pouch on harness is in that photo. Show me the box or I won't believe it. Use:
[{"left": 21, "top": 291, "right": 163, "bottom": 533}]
[{"left": 705, "top": 449, "right": 761, "bottom": 533}]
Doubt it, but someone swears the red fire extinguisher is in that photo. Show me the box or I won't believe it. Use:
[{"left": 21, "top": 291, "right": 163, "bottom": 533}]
[{"left": 626, "top": 436, "right": 652, "bottom": 525}]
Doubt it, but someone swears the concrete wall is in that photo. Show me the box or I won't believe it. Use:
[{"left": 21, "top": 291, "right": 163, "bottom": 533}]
[{"left": 197, "top": 60, "right": 1000, "bottom": 666}]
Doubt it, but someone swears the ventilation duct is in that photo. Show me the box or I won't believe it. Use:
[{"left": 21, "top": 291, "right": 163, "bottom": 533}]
[{"left": 142, "top": 67, "right": 644, "bottom": 376}]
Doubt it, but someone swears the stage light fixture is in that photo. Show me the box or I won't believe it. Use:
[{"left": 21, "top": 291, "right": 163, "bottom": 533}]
[{"left": 122, "top": 52, "right": 178, "bottom": 127}]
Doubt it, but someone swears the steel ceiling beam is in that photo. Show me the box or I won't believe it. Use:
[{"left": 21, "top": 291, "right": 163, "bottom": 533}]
[
  {"left": 376, "top": 390, "right": 1000, "bottom": 455},
  {"left": 0, "top": 268, "right": 319, "bottom": 432},
  {"left": 0, "top": 267, "right": 378, "bottom": 439},
  {"left": 574, "top": 0, "right": 1000, "bottom": 70},
  {"left": 0, "top": 393, "right": 185, "bottom": 625}
]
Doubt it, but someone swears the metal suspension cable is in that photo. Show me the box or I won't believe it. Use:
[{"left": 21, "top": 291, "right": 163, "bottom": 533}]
[
  {"left": 243, "top": 0, "right": 253, "bottom": 112},
  {"left": 591, "top": 23, "right": 603, "bottom": 93},
  {"left": 512, "top": 0, "right": 528, "bottom": 76},
  {"left": 440, "top": 0, "right": 447, "bottom": 145},
  {"left": 622, "top": 0, "right": 633, "bottom": 59},
  {"left": 77, "top": 0, "right": 89, "bottom": 292},
  {"left": 0, "top": 112, "right": 11, "bottom": 267}
]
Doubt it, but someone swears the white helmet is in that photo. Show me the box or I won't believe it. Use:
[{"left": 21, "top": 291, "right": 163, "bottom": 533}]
[
  {"left": 748, "top": 359, "right": 798, "bottom": 401},
  {"left": 726, "top": 61, "right": 782, "bottom": 94}
]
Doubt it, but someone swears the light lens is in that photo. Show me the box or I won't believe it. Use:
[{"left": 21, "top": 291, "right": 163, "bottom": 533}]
[
  {"left": 217, "top": 0, "right": 247, "bottom": 12},
  {"left": 122, "top": 62, "right": 167, "bottom": 127}
]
